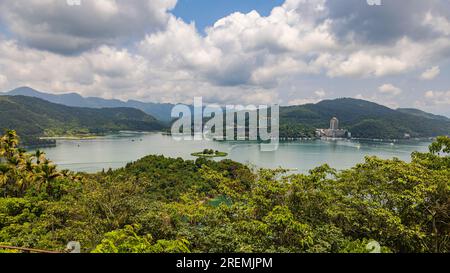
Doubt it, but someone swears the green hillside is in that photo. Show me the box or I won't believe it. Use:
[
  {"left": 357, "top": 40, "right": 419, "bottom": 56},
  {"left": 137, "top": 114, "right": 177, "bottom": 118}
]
[
  {"left": 397, "top": 108, "right": 450, "bottom": 122},
  {"left": 2, "top": 94, "right": 448, "bottom": 143},
  {"left": 5, "top": 87, "right": 176, "bottom": 124},
  {"left": 280, "top": 98, "right": 450, "bottom": 139},
  {"left": 0, "top": 96, "right": 165, "bottom": 146}
]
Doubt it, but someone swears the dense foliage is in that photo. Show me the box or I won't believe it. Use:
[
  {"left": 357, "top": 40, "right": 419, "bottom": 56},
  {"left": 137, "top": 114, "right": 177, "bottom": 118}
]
[
  {"left": 280, "top": 98, "right": 450, "bottom": 139},
  {"left": 191, "top": 150, "right": 228, "bottom": 158},
  {"left": 0, "top": 96, "right": 164, "bottom": 146},
  {"left": 0, "top": 131, "right": 449, "bottom": 253}
]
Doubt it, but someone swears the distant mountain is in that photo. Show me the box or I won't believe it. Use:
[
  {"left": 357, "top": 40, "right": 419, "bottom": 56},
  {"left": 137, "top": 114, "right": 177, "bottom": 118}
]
[
  {"left": 5, "top": 87, "right": 175, "bottom": 123},
  {"left": 0, "top": 95, "right": 165, "bottom": 146},
  {"left": 4, "top": 87, "right": 449, "bottom": 140},
  {"left": 280, "top": 98, "right": 450, "bottom": 139}
]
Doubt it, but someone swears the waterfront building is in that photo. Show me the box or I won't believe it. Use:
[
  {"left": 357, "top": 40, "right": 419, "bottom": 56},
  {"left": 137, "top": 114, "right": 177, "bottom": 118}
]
[{"left": 316, "top": 117, "right": 350, "bottom": 138}]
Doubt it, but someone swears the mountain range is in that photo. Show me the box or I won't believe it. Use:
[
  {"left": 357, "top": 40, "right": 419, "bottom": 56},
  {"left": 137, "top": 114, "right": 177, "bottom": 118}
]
[
  {"left": 2, "top": 87, "right": 450, "bottom": 142},
  {"left": 0, "top": 95, "right": 164, "bottom": 146},
  {"left": 5, "top": 87, "right": 175, "bottom": 123}
]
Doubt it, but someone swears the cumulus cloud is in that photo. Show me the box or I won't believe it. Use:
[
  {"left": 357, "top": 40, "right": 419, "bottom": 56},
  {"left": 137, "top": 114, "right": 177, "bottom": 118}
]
[
  {"left": 0, "top": 38, "right": 278, "bottom": 105},
  {"left": 423, "top": 12, "right": 450, "bottom": 36},
  {"left": 288, "top": 88, "right": 327, "bottom": 105},
  {"left": 0, "top": 39, "right": 148, "bottom": 98},
  {"left": 327, "top": 0, "right": 448, "bottom": 44},
  {"left": 325, "top": 51, "right": 411, "bottom": 78},
  {"left": 0, "top": 0, "right": 449, "bottom": 111},
  {"left": 314, "top": 89, "right": 326, "bottom": 98},
  {"left": 0, "top": 0, "right": 177, "bottom": 54},
  {"left": 378, "top": 84, "right": 402, "bottom": 96},
  {"left": 424, "top": 90, "right": 450, "bottom": 105},
  {"left": 420, "top": 66, "right": 441, "bottom": 80},
  {"left": 139, "top": 0, "right": 448, "bottom": 89}
]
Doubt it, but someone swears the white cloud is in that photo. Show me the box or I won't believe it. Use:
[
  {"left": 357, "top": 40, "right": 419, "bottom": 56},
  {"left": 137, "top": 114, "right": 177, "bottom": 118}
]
[
  {"left": 0, "top": 0, "right": 177, "bottom": 54},
  {"left": 138, "top": 1, "right": 441, "bottom": 91},
  {"left": 0, "top": 37, "right": 280, "bottom": 105},
  {"left": 424, "top": 12, "right": 450, "bottom": 36},
  {"left": 288, "top": 98, "right": 319, "bottom": 105},
  {"left": 378, "top": 84, "right": 402, "bottom": 96},
  {"left": 424, "top": 90, "right": 450, "bottom": 105},
  {"left": 326, "top": 53, "right": 408, "bottom": 78},
  {"left": 288, "top": 88, "right": 327, "bottom": 105},
  {"left": 0, "top": 39, "right": 147, "bottom": 98},
  {"left": 355, "top": 93, "right": 399, "bottom": 109},
  {"left": 0, "top": 0, "right": 450, "bottom": 111},
  {"left": 314, "top": 89, "right": 326, "bottom": 98},
  {"left": 0, "top": 74, "right": 7, "bottom": 89},
  {"left": 420, "top": 66, "right": 440, "bottom": 80}
]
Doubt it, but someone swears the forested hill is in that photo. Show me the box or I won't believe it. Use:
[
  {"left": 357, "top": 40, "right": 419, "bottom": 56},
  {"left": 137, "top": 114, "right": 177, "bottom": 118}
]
[
  {"left": 397, "top": 108, "right": 450, "bottom": 122},
  {"left": 3, "top": 88, "right": 449, "bottom": 141},
  {"left": 280, "top": 98, "right": 450, "bottom": 139},
  {"left": 0, "top": 95, "right": 165, "bottom": 146},
  {"left": 5, "top": 87, "right": 175, "bottom": 123}
]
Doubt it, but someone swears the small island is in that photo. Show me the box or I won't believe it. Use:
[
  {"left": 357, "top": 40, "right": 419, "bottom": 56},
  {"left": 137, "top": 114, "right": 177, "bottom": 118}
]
[{"left": 191, "top": 149, "right": 228, "bottom": 158}]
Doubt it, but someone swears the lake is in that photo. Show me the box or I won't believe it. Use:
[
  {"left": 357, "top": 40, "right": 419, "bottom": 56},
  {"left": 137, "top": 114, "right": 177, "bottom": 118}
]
[{"left": 33, "top": 132, "right": 431, "bottom": 173}]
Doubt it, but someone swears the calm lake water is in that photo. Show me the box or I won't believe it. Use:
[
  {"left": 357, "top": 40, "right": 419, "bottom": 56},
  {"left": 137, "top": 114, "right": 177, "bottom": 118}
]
[{"left": 33, "top": 132, "right": 431, "bottom": 173}]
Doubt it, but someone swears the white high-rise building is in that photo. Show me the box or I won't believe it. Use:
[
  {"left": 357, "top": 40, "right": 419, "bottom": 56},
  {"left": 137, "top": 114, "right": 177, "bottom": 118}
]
[
  {"left": 316, "top": 117, "right": 350, "bottom": 138},
  {"left": 330, "top": 117, "right": 339, "bottom": 130}
]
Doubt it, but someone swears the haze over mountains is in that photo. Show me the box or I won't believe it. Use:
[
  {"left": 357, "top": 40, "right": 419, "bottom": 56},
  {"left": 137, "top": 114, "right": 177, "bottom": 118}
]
[{"left": 5, "top": 87, "right": 175, "bottom": 123}]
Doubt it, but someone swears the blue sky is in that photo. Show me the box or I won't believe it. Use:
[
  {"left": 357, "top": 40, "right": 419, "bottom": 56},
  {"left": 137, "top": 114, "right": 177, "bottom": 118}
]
[{"left": 172, "top": 0, "right": 284, "bottom": 32}]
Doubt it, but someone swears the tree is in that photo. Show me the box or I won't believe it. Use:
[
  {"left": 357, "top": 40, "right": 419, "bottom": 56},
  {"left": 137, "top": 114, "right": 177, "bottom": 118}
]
[
  {"left": 92, "top": 225, "right": 190, "bottom": 253},
  {"left": 0, "top": 131, "right": 448, "bottom": 253},
  {"left": 429, "top": 136, "right": 450, "bottom": 155}
]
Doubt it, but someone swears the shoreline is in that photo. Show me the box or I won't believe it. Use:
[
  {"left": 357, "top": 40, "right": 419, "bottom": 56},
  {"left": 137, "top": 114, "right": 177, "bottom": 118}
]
[
  {"left": 38, "top": 130, "right": 160, "bottom": 141},
  {"left": 40, "top": 135, "right": 104, "bottom": 140},
  {"left": 39, "top": 132, "right": 438, "bottom": 143}
]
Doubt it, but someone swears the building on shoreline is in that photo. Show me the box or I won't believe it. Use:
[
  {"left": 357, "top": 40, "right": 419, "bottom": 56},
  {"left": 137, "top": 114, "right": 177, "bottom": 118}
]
[{"left": 316, "top": 117, "right": 351, "bottom": 138}]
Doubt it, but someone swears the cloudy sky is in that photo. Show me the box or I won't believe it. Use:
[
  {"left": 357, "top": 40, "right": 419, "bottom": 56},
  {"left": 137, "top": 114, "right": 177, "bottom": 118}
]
[{"left": 0, "top": 0, "right": 449, "bottom": 116}]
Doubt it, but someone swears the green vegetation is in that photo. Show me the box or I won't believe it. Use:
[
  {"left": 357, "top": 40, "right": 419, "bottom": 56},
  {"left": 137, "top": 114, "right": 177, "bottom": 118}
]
[
  {"left": 177, "top": 98, "right": 449, "bottom": 141},
  {"left": 0, "top": 130, "right": 449, "bottom": 253},
  {"left": 6, "top": 87, "right": 176, "bottom": 124},
  {"left": 4, "top": 91, "right": 449, "bottom": 143},
  {"left": 397, "top": 108, "right": 450, "bottom": 122},
  {"left": 191, "top": 149, "right": 228, "bottom": 158},
  {"left": 280, "top": 98, "right": 450, "bottom": 139},
  {"left": 0, "top": 96, "right": 165, "bottom": 146}
]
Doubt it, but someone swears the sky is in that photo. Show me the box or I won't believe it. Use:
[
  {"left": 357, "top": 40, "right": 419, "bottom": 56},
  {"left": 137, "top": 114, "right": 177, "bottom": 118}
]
[
  {"left": 172, "top": 0, "right": 284, "bottom": 33},
  {"left": 0, "top": 0, "right": 449, "bottom": 116}
]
